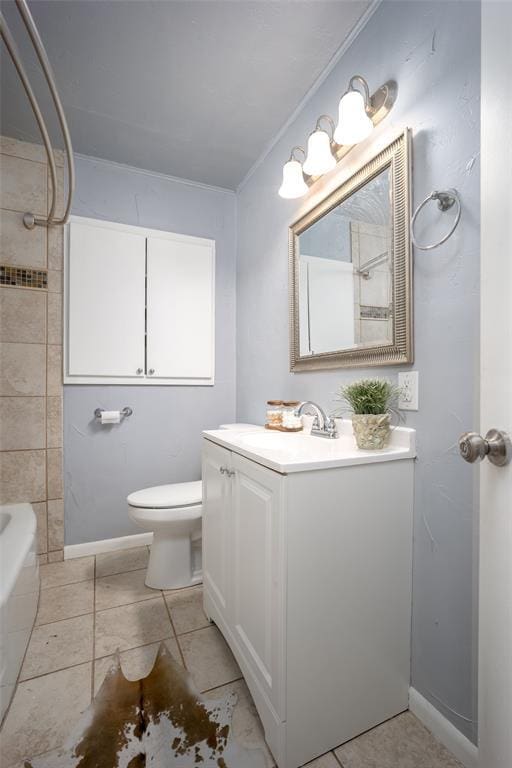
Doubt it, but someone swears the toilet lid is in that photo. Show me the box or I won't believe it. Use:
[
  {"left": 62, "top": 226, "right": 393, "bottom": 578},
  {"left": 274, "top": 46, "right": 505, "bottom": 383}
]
[{"left": 127, "top": 480, "right": 202, "bottom": 509}]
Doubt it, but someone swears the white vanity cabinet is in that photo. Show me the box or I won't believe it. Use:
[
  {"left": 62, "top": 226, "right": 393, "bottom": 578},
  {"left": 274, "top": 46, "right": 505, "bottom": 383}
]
[
  {"left": 202, "top": 429, "right": 415, "bottom": 768},
  {"left": 65, "top": 216, "right": 215, "bottom": 385}
]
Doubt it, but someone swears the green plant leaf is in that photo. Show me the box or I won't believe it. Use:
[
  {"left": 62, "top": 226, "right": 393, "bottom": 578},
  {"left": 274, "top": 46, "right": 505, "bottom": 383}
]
[{"left": 334, "top": 378, "right": 402, "bottom": 416}]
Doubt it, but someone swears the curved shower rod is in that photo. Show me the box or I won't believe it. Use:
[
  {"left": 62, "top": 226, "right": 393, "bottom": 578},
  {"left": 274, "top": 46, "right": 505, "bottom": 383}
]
[{"left": 0, "top": 0, "right": 75, "bottom": 229}]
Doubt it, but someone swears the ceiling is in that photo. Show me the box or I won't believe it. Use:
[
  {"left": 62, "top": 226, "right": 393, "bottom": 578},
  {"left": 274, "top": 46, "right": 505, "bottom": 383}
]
[{"left": 0, "top": 0, "right": 371, "bottom": 189}]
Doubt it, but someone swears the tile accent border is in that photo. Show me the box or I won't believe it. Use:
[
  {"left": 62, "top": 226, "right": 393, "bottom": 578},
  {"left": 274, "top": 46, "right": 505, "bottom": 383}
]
[
  {"left": 0, "top": 264, "right": 48, "bottom": 289},
  {"left": 360, "top": 304, "right": 390, "bottom": 320},
  {"left": 409, "top": 687, "right": 478, "bottom": 768}
]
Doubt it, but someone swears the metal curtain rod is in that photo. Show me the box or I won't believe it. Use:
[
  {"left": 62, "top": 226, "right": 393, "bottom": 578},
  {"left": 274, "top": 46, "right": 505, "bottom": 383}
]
[{"left": 0, "top": 0, "right": 75, "bottom": 229}]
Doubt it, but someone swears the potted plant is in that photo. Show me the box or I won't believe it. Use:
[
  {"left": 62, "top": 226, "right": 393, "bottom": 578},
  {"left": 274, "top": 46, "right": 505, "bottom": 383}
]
[{"left": 335, "top": 378, "right": 401, "bottom": 450}]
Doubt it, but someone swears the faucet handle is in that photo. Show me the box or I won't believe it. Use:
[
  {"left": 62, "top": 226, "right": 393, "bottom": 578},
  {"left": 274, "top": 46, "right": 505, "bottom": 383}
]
[{"left": 325, "top": 417, "right": 338, "bottom": 438}]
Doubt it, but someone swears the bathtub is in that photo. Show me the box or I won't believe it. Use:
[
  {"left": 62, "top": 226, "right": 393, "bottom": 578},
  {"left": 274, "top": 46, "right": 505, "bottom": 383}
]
[{"left": 0, "top": 504, "right": 40, "bottom": 724}]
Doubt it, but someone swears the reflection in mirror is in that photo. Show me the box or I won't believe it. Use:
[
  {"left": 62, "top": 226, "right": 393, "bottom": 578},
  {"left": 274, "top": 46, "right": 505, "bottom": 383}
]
[{"left": 298, "top": 167, "right": 392, "bottom": 356}]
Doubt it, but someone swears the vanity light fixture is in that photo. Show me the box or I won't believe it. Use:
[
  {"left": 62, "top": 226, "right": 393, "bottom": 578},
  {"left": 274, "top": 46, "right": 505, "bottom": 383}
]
[
  {"left": 278, "top": 146, "right": 309, "bottom": 199},
  {"left": 303, "top": 115, "right": 336, "bottom": 176},
  {"left": 278, "top": 74, "right": 397, "bottom": 198},
  {"left": 334, "top": 75, "right": 374, "bottom": 146}
]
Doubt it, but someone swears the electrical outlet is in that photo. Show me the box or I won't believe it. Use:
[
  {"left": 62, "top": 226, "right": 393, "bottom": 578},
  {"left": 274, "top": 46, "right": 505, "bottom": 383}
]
[{"left": 398, "top": 371, "right": 419, "bottom": 411}]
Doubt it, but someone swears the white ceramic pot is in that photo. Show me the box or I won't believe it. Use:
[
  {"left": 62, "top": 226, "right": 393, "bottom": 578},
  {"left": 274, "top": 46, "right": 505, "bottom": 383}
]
[{"left": 352, "top": 413, "right": 391, "bottom": 450}]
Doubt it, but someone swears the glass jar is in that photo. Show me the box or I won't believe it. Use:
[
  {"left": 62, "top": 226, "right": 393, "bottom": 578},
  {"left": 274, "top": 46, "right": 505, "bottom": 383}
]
[
  {"left": 266, "top": 400, "right": 283, "bottom": 430},
  {"left": 281, "top": 401, "right": 303, "bottom": 431}
]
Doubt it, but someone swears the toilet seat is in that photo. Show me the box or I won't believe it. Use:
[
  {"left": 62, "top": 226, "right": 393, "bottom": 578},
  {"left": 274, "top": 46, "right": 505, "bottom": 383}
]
[{"left": 127, "top": 480, "right": 202, "bottom": 509}]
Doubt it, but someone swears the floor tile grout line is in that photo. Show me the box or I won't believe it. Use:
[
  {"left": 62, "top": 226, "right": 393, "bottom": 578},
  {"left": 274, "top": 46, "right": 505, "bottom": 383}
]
[
  {"left": 40, "top": 575, "right": 94, "bottom": 591},
  {"left": 95, "top": 592, "right": 161, "bottom": 612},
  {"left": 35, "top": 608, "right": 94, "bottom": 628},
  {"left": 95, "top": 563, "right": 149, "bottom": 579},
  {"left": 94, "top": 593, "right": 166, "bottom": 616},
  {"left": 34, "top": 591, "right": 167, "bottom": 627},
  {"left": 199, "top": 675, "right": 245, "bottom": 696},
  {"left": 34, "top": 595, "right": 211, "bottom": 635},
  {"left": 20, "top": 619, "right": 181, "bottom": 684},
  {"left": 14, "top": 658, "right": 94, "bottom": 686},
  {"left": 170, "top": 621, "right": 215, "bottom": 641},
  {"left": 161, "top": 589, "right": 188, "bottom": 668},
  {"left": 93, "top": 633, "right": 178, "bottom": 664},
  {"left": 39, "top": 548, "right": 159, "bottom": 590},
  {"left": 19, "top": 634, "right": 184, "bottom": 685},
  {"left": 332, "top": 751, "right": 345, "bottom": 767}
]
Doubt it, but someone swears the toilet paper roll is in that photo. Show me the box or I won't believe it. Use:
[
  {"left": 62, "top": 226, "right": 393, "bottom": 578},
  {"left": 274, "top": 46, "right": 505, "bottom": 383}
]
[{"left": 100, "top": 410, "right": 121, "bottom": 424}]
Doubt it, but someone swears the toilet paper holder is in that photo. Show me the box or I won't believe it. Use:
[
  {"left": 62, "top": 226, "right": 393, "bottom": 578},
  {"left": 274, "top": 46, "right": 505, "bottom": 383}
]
[{"left": 94, "top": 407, "right": 133, "bottom": 420}]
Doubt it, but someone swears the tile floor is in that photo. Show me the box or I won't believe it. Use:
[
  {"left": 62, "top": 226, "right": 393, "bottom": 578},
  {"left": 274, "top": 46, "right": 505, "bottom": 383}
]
[{"left": 0, "top": 546, "right": 464, "bottom": 768}]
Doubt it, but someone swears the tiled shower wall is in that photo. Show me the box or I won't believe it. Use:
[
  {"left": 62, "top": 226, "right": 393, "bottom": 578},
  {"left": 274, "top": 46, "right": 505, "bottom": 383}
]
[{"left": 0, "top": 135, "right": 65, "bottom": 563}]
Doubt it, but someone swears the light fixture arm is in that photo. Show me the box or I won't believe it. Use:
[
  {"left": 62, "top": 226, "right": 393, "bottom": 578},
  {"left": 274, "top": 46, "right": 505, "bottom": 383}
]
[
  {"left": 348, "top": 74, "right": 371, "bottom": 111},
  {"left": 315, "top": 114, "right": 335, "bottom": 139},
  {"left": 289, "top": 145, "right": 306, "bottom": 163}
]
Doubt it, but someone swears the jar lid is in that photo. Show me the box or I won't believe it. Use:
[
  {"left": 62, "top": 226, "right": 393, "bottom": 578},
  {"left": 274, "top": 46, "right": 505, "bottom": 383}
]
[
  {"left": 282, "top": 400, "right": 300, "bottom": 407},
  {"left": 267, "top": 400, "right": 283, "bottom": 406}
]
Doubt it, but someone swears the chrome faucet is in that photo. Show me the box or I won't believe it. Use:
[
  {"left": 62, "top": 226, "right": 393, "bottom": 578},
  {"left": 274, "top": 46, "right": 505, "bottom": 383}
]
[{"left": 295, "top": 401, "right": 339, "bottom": 439}]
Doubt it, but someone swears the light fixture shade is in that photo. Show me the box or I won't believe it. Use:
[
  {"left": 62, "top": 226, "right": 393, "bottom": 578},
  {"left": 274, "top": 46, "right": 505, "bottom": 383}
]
[
  {"left": 278, "top": 159, "right": 308, "bottom": 199},
  {"left": 333, "top": 90, "right": 373, "bottom": 145},
  {"left": 303, "top": 130, "right": 336, "bottom": 176}
]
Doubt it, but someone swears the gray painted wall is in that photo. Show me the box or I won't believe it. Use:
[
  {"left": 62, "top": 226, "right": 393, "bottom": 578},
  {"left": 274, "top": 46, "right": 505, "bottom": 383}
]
[
  {"left": 236, "top": 0, "right": 480, "bottom": 743},
  {"left": 64, "top": 157, "right": 236, "bottom": 545}
]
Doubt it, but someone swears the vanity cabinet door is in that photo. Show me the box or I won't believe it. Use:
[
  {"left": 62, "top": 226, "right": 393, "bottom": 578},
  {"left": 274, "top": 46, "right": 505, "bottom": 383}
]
[
  {"left": 202, "top": 440, "right": 232, "bottom": 621},
  {"left": 231, "top": 453, "right": 286, "bottom": 719}
]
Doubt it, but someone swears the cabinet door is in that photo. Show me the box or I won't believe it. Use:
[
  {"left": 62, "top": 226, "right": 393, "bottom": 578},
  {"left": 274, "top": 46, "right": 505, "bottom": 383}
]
[
  {"left": 231, "top": 453, "right": 286, "bottom": 718},
  {"left": 202, "top": 440, "right": 232, "bottom": 619},
  {"left": 66, "top": 219, "right": 146, "bottom": 379},
  {"left": 146, "top": 235, "right": 214, "bottom": 383}
]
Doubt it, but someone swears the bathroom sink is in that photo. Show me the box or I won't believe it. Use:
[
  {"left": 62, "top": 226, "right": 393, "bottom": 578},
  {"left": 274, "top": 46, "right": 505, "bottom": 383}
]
[
  {"left": 203, "top": 423, "right": 416, "bottom": 474},
  {"left": 239, "top": 431, "right": 305, "bottom": 450}
]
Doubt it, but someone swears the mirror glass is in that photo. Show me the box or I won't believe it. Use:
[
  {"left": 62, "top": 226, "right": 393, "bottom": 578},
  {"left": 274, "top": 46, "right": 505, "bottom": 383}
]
[{"left": 297, "top": 167, "right": 392, "bottom": 356}]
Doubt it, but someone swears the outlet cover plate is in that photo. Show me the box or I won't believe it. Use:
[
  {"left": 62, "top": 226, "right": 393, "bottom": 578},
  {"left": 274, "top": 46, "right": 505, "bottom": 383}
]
[{"left": 398, "top": 371, "right": 419, "bottom": 411}]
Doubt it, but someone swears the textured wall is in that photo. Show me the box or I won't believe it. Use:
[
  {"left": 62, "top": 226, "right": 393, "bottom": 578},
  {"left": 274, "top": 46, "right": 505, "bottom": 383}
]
[
  {"left": 0, "top": 136, "right": 65, "bottom": 563},
  {"left": 236, "top": 0, "right": 480, "bottom": 743},
  {"left": 64, "top": 156, "right": 236, "bottom": 545}
]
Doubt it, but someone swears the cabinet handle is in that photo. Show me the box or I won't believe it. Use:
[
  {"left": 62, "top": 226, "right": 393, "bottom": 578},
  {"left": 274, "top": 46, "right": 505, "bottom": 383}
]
[
  {"left": 220, "top": 466, "right": 227, "bottom": 474},
  {"left": 148, "top": 368, "right": 155, "bottom": 375},
  {"left": 136, "top": 368, "right": 143, "bottom": 375},
  {"left": 227, "top": 470, "right": 235, "bottom": 478}
]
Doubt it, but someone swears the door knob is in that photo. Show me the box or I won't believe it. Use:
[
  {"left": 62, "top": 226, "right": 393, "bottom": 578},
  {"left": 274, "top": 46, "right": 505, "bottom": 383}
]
[{"left": 459, "top": 429, "right": 512, "bottom": 467}]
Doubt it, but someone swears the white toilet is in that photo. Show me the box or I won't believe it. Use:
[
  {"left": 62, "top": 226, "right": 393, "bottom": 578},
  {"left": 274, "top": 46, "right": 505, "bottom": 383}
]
[
  {"left": 127, "top": 423, "right": 258, "bottom": 590},
  {"left": 128, "top": 481, "right": 202, "bottom": 590}
]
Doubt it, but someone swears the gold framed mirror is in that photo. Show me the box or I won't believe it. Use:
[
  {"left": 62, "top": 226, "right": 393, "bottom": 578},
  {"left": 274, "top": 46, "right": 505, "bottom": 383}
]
[{"left": 289, "top": 129, "right": 412, "bottom": 371}]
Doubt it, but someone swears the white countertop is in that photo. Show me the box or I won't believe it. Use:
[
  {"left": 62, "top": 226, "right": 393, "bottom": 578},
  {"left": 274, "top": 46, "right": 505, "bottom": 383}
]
[{"left": 203, "top": 421, "right": 416, "bottom": 474}]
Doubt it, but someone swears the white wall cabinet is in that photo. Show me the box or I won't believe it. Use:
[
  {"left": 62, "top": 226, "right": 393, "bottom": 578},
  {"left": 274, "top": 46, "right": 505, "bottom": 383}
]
[
  {"left": 146, "top": 235, "right": 214, "bottom": 380},
  {"left": 65, "top": 216, "right": 215, "bottom": 385},
  {"left": 202, "top": 436, "right": 414, "bottom": 768}
]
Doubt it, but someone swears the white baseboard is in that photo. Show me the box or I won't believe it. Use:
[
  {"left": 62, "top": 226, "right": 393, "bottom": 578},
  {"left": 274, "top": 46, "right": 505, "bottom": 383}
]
[
  {"left": 409, "top": 687, "right": 478, "bottom": 768},
  {"left": 64, "top": 532, "right": 153, "bottom": 559}
]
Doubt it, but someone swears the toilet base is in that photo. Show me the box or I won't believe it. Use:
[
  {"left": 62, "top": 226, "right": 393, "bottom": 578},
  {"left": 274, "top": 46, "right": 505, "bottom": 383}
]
[{"left": 145, "top": 529, "right": 199, "bottom": 590}]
